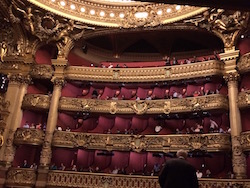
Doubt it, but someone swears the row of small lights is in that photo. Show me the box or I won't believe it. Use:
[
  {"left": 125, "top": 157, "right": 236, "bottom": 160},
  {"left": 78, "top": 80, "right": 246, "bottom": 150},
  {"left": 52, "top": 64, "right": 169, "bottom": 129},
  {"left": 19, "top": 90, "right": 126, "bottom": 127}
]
[{"left": 51, "top": 0, "right": 182, "bottom": 18}]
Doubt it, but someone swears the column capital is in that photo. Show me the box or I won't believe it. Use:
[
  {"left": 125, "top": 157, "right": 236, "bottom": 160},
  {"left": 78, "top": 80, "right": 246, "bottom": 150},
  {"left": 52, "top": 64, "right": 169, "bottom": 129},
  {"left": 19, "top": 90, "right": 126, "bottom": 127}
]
[
  {"left": 223, "top": 72, "right": 240, "bottom": 83},
  {"left": 51, "top": 77, "right": 66, "bottom": 87}
]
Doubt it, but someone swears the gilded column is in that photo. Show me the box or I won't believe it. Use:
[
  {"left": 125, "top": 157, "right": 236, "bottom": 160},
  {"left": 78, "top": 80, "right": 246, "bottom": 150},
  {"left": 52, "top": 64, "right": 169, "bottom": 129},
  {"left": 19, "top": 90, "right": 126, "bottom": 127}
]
[
  {"left": 222, "top": 49, "right": 247, "bottom": 179},
  {"left": 40, "top": 78, "right": 65, "bottom": 167},
  {"left": 2, "top": 75, "right": 31, "bottom": 166}
]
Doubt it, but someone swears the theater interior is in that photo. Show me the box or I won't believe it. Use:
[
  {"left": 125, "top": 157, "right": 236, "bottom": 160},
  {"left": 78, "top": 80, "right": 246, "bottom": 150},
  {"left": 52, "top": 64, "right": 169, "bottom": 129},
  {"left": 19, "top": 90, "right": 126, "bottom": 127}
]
[{"left": 0, "top": 0, "right": 249, "bottom": 187}]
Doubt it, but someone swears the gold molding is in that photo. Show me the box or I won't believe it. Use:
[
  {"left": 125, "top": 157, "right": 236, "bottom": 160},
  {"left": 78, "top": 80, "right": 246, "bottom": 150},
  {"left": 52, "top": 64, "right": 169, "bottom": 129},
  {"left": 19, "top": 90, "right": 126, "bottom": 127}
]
[
  {"left": 65, "top": 60, "right": 224, "bottom": 82},
  {"left": 237, "top": 52, "right": 250, "bottom": 73},
  {"left": 30, "top": 64, "right": 53, "bottom": 79},
  {"left": 5, "top": 168, "right": 36, "bottom": 187},
  {"left": 46, "top": 170, "right": 250, "bottom": 188},
  {"left": 241, "top": 131, "right": 250, "bottom": 152},
  {"left": 52, "top": 131, "right": 231, "bottom": 152},
  {"left": 22, "top": 94, "right": 50, "bottom": 110},
  {"left": 14, "top": 128, "right": 45, "bottom": 146},
  {"left": 58, "top": 94, "right": 228, "bottom": 114},
  {"left": 27, "top": 0, "right": 207, "bottom": 28}
]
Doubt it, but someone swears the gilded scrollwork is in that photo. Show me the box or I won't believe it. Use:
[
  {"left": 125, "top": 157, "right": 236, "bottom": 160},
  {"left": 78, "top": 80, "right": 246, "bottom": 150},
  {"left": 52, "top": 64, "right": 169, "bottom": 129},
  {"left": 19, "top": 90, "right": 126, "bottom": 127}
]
[
  {"left": 51, "top": 131, "right": 231, "bottom": 152},
  {"left": 40, "top": 132, "right": 53, "bottom": 167},
  {"left": 52, "top": 77, "right": 66, "bottom": 87},
  {"left": 30, "top": 64, "right": 53, "bottom": 79},
  {"left": 223, "top": 72, "right": 240, "bottom": 83},
  {"left": 65, "top": 60, "right": 224, "bottom": 83},
  {"left": 14, "top": 128, "right": 45, "bottom": 146},
  {"left": 238, "top": 90, "right": 250, "bottom": 109},
  {"left": 22, "top": 94, "right": 50, "bottom": 110},
  {"left": 241, "top": 131, "right": 250, "bottom": 151},
  {"left": 58, "top": 94, "right": 228, "bottom": 115},
  {"left": 5, "top": 168, "right": 36, "bottom": 187}
]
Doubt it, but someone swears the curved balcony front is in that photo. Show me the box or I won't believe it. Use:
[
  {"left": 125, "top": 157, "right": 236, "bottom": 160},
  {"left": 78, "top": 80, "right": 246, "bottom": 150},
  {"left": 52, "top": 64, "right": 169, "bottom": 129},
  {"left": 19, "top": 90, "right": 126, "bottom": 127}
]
[
  {"left": 238, "top": 90, "right": 250, "bottom": 109},
  {"left": 52, "top": 131, "right": 231, "bottom": 152},
  {"left": 59, "top": 94, "right": 228, "bottom": 115},
  {"left": 241, "top": 131, "right": 250, "bottom": 151},
  {"left": 46, "top": 170, "right": 250, "bottom": 188},
  {"left": 22, "top": 94, "right": 51, "bottom": 111},
  {"left": 5, "top": 168, "right": 36, "bottom": 188},
  {"left": 237, "top": 52, "right": 250, "bottom": 73},
  {"left": 14, "top": 128, "right": 45, "bottom": 146},
  {"left": 65, "top": 60, "right": 224, "bottom": 83},
  {"left": 30, "top": 64, "right": 53, "bottom": 79}
]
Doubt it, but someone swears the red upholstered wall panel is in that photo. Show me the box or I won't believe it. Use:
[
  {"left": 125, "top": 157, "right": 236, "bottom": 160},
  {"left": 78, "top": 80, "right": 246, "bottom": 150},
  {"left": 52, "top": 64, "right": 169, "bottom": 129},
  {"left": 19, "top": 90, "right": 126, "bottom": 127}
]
[
  {"left": 76, "top": 149, "right": 94, "bottom": 170},
  {"left": 241, "top": 110, "right": 250, "bottom": 131},
  {"left": 61, "top": 83, "right": 82, "bottom": 97},
  {"left": 126, "top": 152, "right": 147, "bottom": 174},
  {"left": 35, "top": 49, "right": 52, "bottom": 65},
  {"left": 21, "top": 110, "right": 45, "bottom": 128},
  {"left": 27, "top": 84, "right": 48, "bottom": 94},
  {"left": 51, "top": 148, "right": 77, "bottom": 168},
  {"left": 238, "top": 38, "right": 250, "bottom": 55},
  {"left": 57, "top": 113, "right": 77, "bottom": 130}
]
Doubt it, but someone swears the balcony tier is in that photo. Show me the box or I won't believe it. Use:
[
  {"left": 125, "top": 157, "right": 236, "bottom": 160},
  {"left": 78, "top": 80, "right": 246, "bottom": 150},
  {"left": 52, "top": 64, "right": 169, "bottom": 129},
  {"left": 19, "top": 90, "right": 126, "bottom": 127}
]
[
  {"left": 14, "top": 128, "right": 45, "bottom": 146},
  {"left": 64, "top": 60, "right": 223, "bottom": 83},
  {"left": 237, "top": 52, "right": 250, "bottom": 73},
  {"left": 52, "top": 131, "right": 231, "bottom": 152},
  {"left": 30, "top": 64, "right": 53, "bottom": 79}
]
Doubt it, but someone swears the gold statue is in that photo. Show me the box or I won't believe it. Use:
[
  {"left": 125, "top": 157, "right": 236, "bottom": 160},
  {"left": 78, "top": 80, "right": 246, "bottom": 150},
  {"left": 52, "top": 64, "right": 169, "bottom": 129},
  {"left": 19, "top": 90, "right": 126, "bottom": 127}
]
[
  {"left": 0, "top": 42, "right": 7, "bottom": 62},
  {"left": 12, "top": 2, "right": 35, "bottom": 34}
]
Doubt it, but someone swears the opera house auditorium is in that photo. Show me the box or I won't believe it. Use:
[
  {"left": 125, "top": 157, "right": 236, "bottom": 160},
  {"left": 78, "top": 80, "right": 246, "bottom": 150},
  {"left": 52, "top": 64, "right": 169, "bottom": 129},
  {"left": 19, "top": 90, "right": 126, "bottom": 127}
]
[{"left": 0, "top": 0, "right": 249, "bottom": 187}]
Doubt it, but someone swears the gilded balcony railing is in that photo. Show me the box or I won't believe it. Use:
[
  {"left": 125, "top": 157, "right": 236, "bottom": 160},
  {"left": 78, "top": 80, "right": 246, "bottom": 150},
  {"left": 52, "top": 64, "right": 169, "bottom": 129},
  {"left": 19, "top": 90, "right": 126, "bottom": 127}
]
[
  {"left": 5, "top": 168, "right": 36, "bottom": 188},
  {"left": 14, "top": 128, "right": 45, "bottom": 146},
  {"left": 237, "top": 52, "right": 250, "bottom": 73},
  {"left": 46, "top": 170, "right": 250, "bottom": 188},
  {"left": 65, "top": 60, "right": 224, "bottom": 83},
  {"left": 241, "top": 131, "right": 250, "bottom": 151},
  {"left": 238, "top": 90, "right": 250, "bottom": 109},
  {"left": 30, "top": 64, "right": 53, "bottom": 79},
  {"left": 52, "top": 131, "right": 231, "bottom": 152},
  {"left": 59, "top": 94, "right": 228, "bottom": 114},
  {"left": 22, "top": 94, "right": 50, "bottom": 110}
]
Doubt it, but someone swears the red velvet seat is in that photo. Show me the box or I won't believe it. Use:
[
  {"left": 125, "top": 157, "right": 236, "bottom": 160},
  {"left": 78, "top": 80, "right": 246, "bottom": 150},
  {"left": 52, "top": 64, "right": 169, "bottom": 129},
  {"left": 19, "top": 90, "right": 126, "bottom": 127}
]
[
  {"left": 88, "top": 116, "right": 115, "bottom": 133},
  {"left": 126, "top": 152, "right": 147, "bottom": 174},
  {"left": 76, "top": 149, "right": 95, "bottom": 171},
  {"left": 111, "top": 116, "right": 132, "bottom": 134},
  {"left": 130, "top": 116, "right": 148, "bottom": 134}
]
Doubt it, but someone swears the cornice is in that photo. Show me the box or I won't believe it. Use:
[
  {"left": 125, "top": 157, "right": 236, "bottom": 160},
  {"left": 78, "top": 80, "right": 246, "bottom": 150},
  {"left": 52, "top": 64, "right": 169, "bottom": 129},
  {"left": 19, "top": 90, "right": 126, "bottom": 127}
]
[
  {"left": 58, "top": 94, "right": 228, "bottom": 115},
  {"left": 237, "top": 52, "right": 250, "bottom": 73},
  {"left": 241, "top": 131, "right": 250, "bottom": 152},
  {"left": 14, "top": 128, "right": 45, "bottom": 146},
  {"left": 52, "top": 131, "right": 231, "bottom": 152},
  {"left": 65, "top": 60, "right": 224, "bottom": 83}
]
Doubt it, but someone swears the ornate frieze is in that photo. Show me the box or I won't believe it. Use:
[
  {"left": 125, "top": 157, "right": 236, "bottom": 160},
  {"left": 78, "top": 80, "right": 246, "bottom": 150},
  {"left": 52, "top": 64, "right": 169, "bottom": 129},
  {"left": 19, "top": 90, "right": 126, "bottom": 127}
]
[
  {"left": 223, "top": 72, "right": 240, "bottom": 83},
  {"left": 59, "top": 94, "right": 228, "bottom": 114},
  {"left": 65, "top": 60, "right": 224, "bottom": 82},
  {"left": 30, "top": 64, "right": 53, "bottom": 79},
  {"left": 13, "top": 128, "right": 45, "bottom": 146},
  {"left": 22, "top": 94, "right": 50, "bottom": 110},
  {"left": 241, "top": 131, "right": 250, "bottom": 152},
  {"left": 237, "top": 52, "right": 250, "bottom": 73},
  {"left": 5, "top": 168, "right": 36, "bottom": 187},
  {"left": 52, "top": 131, "right": 231, "bottom": 152},
  {"left": 46, "top": 171, "right": 250, "bottom": 188}
]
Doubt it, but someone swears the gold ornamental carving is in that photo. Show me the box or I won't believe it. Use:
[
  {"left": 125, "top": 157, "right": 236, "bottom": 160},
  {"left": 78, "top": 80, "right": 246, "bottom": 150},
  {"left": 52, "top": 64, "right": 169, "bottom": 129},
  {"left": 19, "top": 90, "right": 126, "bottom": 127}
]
[
  {"left": 5, "top": 168, "right": 36, "bottom": 187},
  {"left": 46, "top": 170, "right": 250, "bottom": 188},
  {"left": 40, "top": 132, "right": 53, "bottom": 167},
  {"left": 14, "top": 128, "right": 45, "bottom": 146},
  {"left": 186, "top": 9, "right": 249, "bottom": 49},
  {"left": 223, "top": 72, "right": 240, "bottom": 83},
  {"left": 58, "top": 94, "right": 228, "bottom": 115},
  {"left": 121, "top": 5, "right": 161, "bottom": 28},
  {"left": 237, "top": 52, "right": 250, "bottom": 73},
  {"left": 241, "top": 131, "right": 250, "bottom": 151},
  {"left": 3, "top": 130, "right": 16, "bottom": 165},
  {"left": 22, "top": 94, "right": 50, "bottom": 110},
  {"left": 30, "top": 64, "right": 53, "bottom": 79},
  {"left": 52, "top": 77, "right": 66, "bottom": 87},
  {"left": 52, "top": 131, "right": 231, "bottom": 152},
  {"left": 65, "top": 60, "right": 224, "bottom": 83},
  {"left": 238, "top": 90, "right": 250, "bottom": 109},
  {"left": 231, "top": 136, "right": 247, "bottom": 178}
]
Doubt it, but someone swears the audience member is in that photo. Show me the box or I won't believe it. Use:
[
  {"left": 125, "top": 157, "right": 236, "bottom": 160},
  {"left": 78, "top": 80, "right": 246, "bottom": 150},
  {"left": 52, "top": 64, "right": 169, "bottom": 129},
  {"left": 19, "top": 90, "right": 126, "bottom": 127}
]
[
  {"left": 30, "top": 163, "right": 37, "bottom": 169},
  {"left": 205, "top": 169, "right": 211, "bottom": 177},
  {"left": 71, "top": 164, "right": 77, "bottom": 171},
  {"left": 196, "top": 169, "right": 203, "bottom": 178},
  {"left": 50, "top": 163, "right": 57, "bottom": 170},
  {"left": 66, "top": 127, "right": 71, "bottom": 132},
  {"left": 22, "top": 160, "right": 29, "bottom": 168},
  {"left": 159, "top": 150, "right": 199, "bottom": 188},
  {"left": 59, "top": 163, "right": 66, "bottom": 170},
  {"left": 23, "top": 121, "right": 30, "bottom": 128},
  {"left": 209, "top": 119, "right": 219, "bottom": 133}
]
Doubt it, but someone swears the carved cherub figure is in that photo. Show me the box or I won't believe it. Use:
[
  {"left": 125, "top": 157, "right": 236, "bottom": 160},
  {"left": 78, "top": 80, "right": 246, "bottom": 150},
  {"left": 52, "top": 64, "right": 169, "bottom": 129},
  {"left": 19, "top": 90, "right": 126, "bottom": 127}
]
[{"left": 0, "top": 42, "right": 7, "bottom": 62}]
